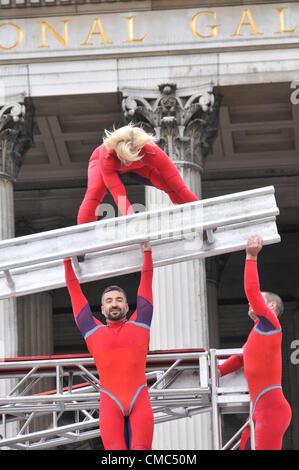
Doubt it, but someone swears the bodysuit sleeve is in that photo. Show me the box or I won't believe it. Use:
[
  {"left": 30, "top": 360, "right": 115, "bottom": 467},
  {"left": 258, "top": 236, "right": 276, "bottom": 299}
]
[
  {"left": 142, "top": 144, "right": 199, "bottom": 203},
  {"left": 64, "top": 260, "right": 101, "bottom": 339},
  {"left": 130, "top": 250, "right": 153, "bottom": 327},
  {"left": 99, "top": 146, "right": 135, "bottom": 216},
  {"left": 244, "top": 259, "right": 281, "bottom": 333},
  {"left": 218, "top": 354, "right": 244, "bottom": 376}
]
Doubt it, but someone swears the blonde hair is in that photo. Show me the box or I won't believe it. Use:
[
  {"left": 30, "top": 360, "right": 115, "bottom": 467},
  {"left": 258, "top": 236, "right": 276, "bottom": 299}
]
[{"left": 103, "top": 123, "right": 156, "bottom": 162}]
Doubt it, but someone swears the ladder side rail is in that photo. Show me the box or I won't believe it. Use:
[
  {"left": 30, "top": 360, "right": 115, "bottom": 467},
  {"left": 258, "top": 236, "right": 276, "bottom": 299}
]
[
  {"left": 212, "top": 348, "right": 253, "bottom": 451},
  {"left": 210, "top": 348, "right": 222, "bottom": 450},
  {"left": 0, "top": 185, "right": 277, "bottom": 252},
  {"left": 0, "top": 217, "right": 280, "bottom": 300},
  {"left": 0, "top": 186, "right": 279, "bottom": 271},
  {"left": 199, "top": 352, "right": 209, "bottom": 389}
]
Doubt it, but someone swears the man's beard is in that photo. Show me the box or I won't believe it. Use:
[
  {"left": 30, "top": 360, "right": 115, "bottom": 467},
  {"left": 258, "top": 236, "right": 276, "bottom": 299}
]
[{"left": 104, "top": 307, "right": 126, "bottom": 322}]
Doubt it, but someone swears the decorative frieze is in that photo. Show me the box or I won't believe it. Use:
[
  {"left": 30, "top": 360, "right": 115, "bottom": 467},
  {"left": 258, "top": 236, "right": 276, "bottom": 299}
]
[{"left": 1, "top": 6, "right": 298, "bottom": 55}]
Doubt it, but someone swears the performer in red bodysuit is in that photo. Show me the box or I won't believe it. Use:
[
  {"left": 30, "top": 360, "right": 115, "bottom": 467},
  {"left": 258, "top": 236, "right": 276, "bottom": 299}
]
[
  {"left": 64, "top": 242, "right": 154, "bottom": 450},
  {"left": 218, "top": 235, "right": 291, "bottom": 450},
  {"left": 77, "top": 124, "right": 199, "bottom": 224}
]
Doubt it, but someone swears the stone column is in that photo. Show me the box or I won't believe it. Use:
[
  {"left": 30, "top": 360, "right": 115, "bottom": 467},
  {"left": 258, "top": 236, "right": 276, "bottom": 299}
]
[
  {"left": 0, "top": 101, "right": 34, "bottom": 363},
  {"left": 15, "top": 215, "right": 66, "bottom": 363},
  {"left": 15, "top": 216, "right": 67, "bottom": 433},
  {"left": 16, "top": 292, "right": 53, "bottom": 433},
  {"left": 122, "top": 84, "right": 221, "bottom": 450},
  {"left": 0, "top": 100, "right": 34, "bottom": 437},
  {"left": 0, "top": 177, "right": 16, "bottom": 365}
]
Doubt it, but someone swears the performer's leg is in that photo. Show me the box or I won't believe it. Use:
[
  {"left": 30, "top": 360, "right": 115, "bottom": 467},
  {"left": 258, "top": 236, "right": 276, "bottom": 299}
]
[
  {"left": 130, "top": 167, "right": 186, "bottom": 204},
  {"left": 77, "top": 160, "right": 107, "bottom": 224},
  {"left": 127, "top": 386, "right": 154, "bottom": 450},
  {"left": 130, "top": 167, "right": 212, "bottom": 239},
  {"left": 144, "top": 165, "right": 199, "bottom": 203},
  {"left": 99, "top": 392, "right": 127, "bottom": 450},
  {"left": 253, "top": 389, "right": 292, "bottom": 450}
]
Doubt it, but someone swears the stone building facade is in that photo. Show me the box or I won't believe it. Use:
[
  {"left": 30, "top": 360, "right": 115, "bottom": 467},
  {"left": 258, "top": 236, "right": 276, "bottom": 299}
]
[{"left": 1, "top": 0, "right": 299, "bottom": 449}]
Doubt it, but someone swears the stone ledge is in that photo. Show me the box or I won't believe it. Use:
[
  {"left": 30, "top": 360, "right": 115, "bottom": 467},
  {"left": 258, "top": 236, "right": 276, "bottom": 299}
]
[
  {"left": 0, "top": 0, "right": 144, "bottom": 7},
  {"left": 1, "top": 0, "right": 297, "bottom": 11}
]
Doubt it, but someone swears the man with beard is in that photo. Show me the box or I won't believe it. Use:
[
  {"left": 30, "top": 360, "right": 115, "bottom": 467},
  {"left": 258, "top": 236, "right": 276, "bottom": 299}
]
[{"left": 63, "top": 242, "right": 154, "bottom": 450}]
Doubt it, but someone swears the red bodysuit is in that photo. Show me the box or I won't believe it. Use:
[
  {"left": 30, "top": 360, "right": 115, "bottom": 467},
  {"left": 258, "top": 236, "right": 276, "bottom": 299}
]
[
  {"left": 219, "top": 259, "right": 291, "bottom": 450},
  {"left": 77, "top": 143, "right": 199, "bottom": 224},
  {"left": 64, "top": 251, "right": 154, "bottom": 450}
]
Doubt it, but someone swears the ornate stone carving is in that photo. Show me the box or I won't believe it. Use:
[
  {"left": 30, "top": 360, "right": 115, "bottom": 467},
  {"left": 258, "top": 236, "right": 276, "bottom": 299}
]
[
  {"left": 122, "top": 83, "right": 222, "bottom": 171},
  {"left": 0, "top": 98, "right": 34, "bottom": 181}
]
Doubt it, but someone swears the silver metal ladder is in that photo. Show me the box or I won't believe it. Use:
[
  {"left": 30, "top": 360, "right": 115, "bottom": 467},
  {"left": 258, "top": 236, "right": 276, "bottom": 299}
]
[
  {"left": 0, "top": 186, "right": 280, "bottom": 299},
  {"left": 0, "top": 349, "right": 250, "bottom": 450},
  {"left": 210, "top": 349, "right": 255, "bottom": 450}
]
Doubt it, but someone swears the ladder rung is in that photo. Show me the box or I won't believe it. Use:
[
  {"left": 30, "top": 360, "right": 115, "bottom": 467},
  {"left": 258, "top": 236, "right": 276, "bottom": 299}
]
[
  {"left": 206, "top": 229, "right": 215, "bottom": 244},
  {"left": 4, "top": 270, "right": 14, "bottom": 288},
  {"left": 70, "top": 256, "right": 81, "bottom": 273}
]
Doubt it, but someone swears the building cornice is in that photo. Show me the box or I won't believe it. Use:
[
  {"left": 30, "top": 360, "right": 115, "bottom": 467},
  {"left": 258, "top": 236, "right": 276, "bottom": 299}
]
[{"left": 0, "top": 0, "right": 297, "bottom": 19}]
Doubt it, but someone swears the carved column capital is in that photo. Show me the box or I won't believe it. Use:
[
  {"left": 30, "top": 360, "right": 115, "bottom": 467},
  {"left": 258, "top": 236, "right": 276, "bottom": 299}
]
[
  {"left": 0, "top": 98, "right": 34, "bottom": 182},
  {"left": 121, "top": 83, "right": 222, "bottom": 171}
]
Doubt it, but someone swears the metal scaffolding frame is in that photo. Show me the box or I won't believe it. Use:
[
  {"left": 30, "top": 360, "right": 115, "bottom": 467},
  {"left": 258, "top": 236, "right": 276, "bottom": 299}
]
[{"left": 0, "top": 349, "right": 253, "bottom": 450}]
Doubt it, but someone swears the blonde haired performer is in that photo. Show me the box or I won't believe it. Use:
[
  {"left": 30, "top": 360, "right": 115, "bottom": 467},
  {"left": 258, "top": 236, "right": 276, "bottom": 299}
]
[{"left": 77, "top": 124, "right": 199, "bottom": 224}]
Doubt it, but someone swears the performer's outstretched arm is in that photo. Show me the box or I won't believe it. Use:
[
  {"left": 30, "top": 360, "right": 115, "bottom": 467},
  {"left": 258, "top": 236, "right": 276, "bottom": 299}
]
[
  {"left": 64, "top": 259, "right": 100, "bottom": 338},
  {"left": 218, "top": 354, "right": 244, "bottom": 377},
  {"left": 130, "top": 242, "right": 153, "bottom": 326},
  {"left": 245, "top": 236, "right": 281, "bottom": 332}
]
